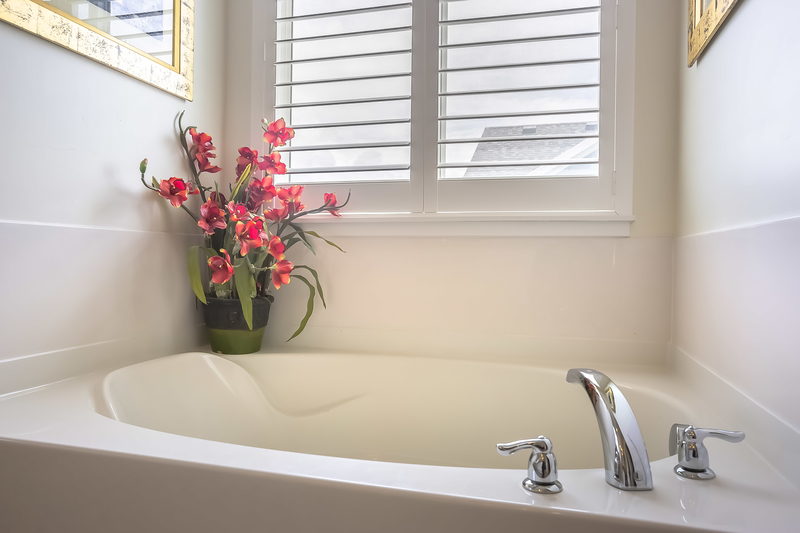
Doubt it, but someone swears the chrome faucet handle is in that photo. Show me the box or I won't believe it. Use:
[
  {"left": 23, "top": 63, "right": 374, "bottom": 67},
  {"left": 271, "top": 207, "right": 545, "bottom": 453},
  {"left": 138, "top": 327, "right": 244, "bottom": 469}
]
[
  {"left": 497, "top": 436, "right": 563, "bottom": 494},
  {"left": 669, "top": 423, "right": 745, "bottom": 480}
]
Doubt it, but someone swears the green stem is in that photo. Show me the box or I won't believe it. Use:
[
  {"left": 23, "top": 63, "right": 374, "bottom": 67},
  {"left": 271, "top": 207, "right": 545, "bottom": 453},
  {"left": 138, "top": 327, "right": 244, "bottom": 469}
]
[
  {"left": 178, "top": 111, "right": 207, "bottom": 203},
  {"left": 181, "top": 204, "right": 200, "bottom": 223}
]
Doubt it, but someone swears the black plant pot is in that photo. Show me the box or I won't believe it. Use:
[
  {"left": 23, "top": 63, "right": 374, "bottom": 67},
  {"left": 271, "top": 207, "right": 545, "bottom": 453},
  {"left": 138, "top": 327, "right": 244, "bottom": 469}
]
[{"left": 202, "top": 297, "right": 271, "bottom": 354}]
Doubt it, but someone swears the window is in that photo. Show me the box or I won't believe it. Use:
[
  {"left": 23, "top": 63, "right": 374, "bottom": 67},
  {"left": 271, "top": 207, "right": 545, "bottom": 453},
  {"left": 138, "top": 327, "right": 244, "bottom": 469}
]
[{"left": 267, "top": 0, "right": 633, "bottom": 228}]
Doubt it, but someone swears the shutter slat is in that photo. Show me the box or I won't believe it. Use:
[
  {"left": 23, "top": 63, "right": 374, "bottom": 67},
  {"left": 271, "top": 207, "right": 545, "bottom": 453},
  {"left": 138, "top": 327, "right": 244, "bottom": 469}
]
[
  {"left": 439, "top": 6, "right": 600, "bottom": 26},
  {"left": 276, "top": 3, "right": 412, "bottom": 22},
  {"left": 275, "top": 49, "right": 411, "bottom": 65},
  {"left": 439, "top": 109, "right": 600, "bottom": 121},
  {"left": 278, "top": 95, "right": 411, "bottom": 109},
  {"left": 440, "top": 58, "right": 598, "bottom": 73},
  {"left": 276, "top": 26, "right": 411, "bottom": 44},
  {"left": 275, "top": 72, "right": 411, "bottom": 87},
  {"left": 279, "top": 141, "right": 411, "bottom": 152},
  {"left": 289, "top": 118, "right": 412, "bottom": 130},
  {"left": 439, "top": 32, "right": 601, "bottom": 50},
  {"left": 286, "top": 164, "right": 411, "bottom": 174},
  {"left": 439, "top": 83, "right": 600, "bottom": 98},
  {"left": 439, "top": 133, "right": 599, "bottom": 144},
  {"left": 439, "top": 160, "right": 599, "bottom": 169}
]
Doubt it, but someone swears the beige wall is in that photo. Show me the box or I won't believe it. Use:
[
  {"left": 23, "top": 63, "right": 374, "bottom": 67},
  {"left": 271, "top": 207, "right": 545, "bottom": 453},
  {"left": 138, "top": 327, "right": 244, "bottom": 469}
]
[
  {"left": 678, "top": 0, "right": 800, "bottom": 236},
  {"left": 630, "top": 0, "right": 681, "bottom": 237},
  {"left": 264, "top": 1, "right": 683, "bottom": 363},
  {"left": 674, "top": 0, "right": 800, "bottom": 429},
  {"left": 0, "top": 2, "right": 226, "bottom": 379}
]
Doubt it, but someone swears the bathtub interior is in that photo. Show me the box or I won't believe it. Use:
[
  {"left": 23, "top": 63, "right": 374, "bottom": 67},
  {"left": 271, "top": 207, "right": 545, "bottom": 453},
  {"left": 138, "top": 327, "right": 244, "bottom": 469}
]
[{"left": 99, "top": 352, "right": 693, "bottom": 470}]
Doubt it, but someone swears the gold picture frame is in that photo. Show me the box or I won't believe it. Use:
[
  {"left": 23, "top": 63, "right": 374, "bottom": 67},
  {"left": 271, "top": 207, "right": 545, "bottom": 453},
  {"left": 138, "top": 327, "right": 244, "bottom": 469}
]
[
  {"left": 0, "top": 0, "right": 193, "bottom": 100},
  {"left": 688, "top": 0, "right": 740, "bottom": 67}
]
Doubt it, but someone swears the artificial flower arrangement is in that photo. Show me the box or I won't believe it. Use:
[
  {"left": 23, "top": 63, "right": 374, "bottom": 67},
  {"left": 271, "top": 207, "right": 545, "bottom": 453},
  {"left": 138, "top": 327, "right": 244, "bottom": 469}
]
[{"left": 139, "top": 112, "right": 347, "bottom": 349}]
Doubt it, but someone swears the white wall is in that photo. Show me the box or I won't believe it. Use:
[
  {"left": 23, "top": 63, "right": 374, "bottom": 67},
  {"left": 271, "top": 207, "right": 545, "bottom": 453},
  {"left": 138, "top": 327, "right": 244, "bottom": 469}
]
[
  {"left": 0, "top": 1, "right": 226, "bottom": 393},
  {"left": 263, "top": 1, "right": 681, "bottom": 367},
  {"left": 674, "top": 0, "right": 800, "bottom": 431}
]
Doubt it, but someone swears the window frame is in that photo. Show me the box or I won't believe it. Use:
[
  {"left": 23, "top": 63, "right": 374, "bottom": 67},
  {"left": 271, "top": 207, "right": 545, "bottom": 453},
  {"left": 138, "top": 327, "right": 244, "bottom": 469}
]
[{"left": 252, "top": 0, "right": 636, "bottom": 236}]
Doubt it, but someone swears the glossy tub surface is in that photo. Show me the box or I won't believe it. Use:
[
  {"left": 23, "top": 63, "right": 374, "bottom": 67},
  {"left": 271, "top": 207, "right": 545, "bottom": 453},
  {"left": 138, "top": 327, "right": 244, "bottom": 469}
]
[{"left": 1, "top": 351, "right": 798, "bottom": 533}]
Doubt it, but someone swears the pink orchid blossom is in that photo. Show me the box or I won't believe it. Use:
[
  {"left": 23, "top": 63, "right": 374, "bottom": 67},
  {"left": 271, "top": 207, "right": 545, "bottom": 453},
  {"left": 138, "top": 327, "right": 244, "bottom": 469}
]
[
  {"left": 246, "top": 176, "right": 277, "bottom": 212},
  {"left": 262, "top": 118, "right": 295, "bottom": 147},
  {"left": 235, "top": 220, "right": 264, "bottom": 256},
  {"left": 158, "top": 177, "right": 191, "bottom": 207},
  {"left": 270, "top": 259, "right": 293, "bottom": 289},
  {"left": 258, "top": 152, "right": 287, "bottom": 175},
  {"left": 264, "top": 202, "right": 290, "bottom": 222},
  {"left": 323, "top": 192, "right": 341, "bottom": 217},
  {"left": 198, "top": 198, "right": 226, "bottom": 234},
  {"left": 227, "top": 202, "right": 251, "bottom": 222},
  {"left": 208, "top": 250, "right": 234, "bottom": 284},
  {"left": 189, "top": 128, "right": 222, "bottom": 174},
  {"left": 267, "top": 235, "right": 285, "bottom": 261},
  {"left": 236, "top": 147, "right": 258, "bottom": 177}
]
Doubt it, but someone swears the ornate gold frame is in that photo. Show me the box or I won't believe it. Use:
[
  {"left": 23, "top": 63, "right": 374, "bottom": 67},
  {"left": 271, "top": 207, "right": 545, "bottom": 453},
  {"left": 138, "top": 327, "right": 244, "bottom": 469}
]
[
  {"left": 688, "top": 0, "right": 740, "bottom": 67},
  {"left": 0, "top": 0, "right": 193, "bottom": 100}
]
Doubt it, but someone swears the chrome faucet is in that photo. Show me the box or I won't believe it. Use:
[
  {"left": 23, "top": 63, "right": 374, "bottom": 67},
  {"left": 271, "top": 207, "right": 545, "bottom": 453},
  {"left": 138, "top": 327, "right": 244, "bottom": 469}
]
[{"left": 566, "top": 368, "right": 653, "bottom": 491}]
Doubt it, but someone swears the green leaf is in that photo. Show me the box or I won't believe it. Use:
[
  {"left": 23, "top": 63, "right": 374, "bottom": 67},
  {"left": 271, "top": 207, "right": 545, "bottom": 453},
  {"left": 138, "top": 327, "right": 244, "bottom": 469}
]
[
  {"left": 230, "top": 163, "right": 252, "bottom": 203},
  {"left": 233, "top": 258, "right": 256, "bottom": 330},
  {"left": 288, "top": 223, "right": 315, "bottom": 255},
  {"left": 305, "top": 231, "right": 346, "bottom": 253},
  {"left": 250, "top": 249, "right": 269, "bottom": 269},
  {"left": 203, "top": 247, "right": 217, "bottom": 259},
  {"left": 283, "top": 237, "right": 300, "bottom": 251},
  {"left": 187, "top": 246, "right": 207, "bottom": 304},
  {"left": 151, "top": 177, "right": 159, "bottom": 188},
  {"left": 294, "top": 265, "right": 326, "bottom": 309},
  {"left": 287, "top": 274, "right": 315, "bottom": 342}
]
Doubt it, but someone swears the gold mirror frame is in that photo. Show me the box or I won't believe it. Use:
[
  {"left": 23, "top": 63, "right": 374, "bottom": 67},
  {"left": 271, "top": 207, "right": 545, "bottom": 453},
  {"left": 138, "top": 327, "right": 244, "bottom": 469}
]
[
  {"left": 0, "top": 0, "right": 193, "bottom": 100},
  {"left": 688, "top": 0, "right": 740, "bottom": 67}
]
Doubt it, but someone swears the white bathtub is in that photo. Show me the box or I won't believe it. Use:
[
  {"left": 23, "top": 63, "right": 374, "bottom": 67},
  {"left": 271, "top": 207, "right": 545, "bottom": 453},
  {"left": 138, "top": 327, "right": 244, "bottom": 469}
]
[{"left": 0, "top": 351, "right": 798, "bottom": 532}]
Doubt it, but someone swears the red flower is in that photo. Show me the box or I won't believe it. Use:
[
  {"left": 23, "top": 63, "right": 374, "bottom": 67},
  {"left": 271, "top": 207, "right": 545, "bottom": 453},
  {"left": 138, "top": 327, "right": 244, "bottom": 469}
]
[
  {"left": 209, "top": 191, "right": 227, "bottom": 205},
  {"left": 246, "top": 176, "right": 277, "bottom": 212},
  {"left": 258, "top": 152, "right": 287, "bottom": 175},
  {"left": 196, "top": 152, "right": 221, "bottom": 174},
  {"left": 236, "top": 147, "right": 259, "bottom": 177},
  {"left": 158, "top": 177, "right": 191, "bottom": 207},
  {"left": 235, "top": 220, "right": 264, "bottom": 256},
  {"left": 262, "top": 118, "right": 295, "bottom": 147},
  {"left": 227, "top": 202, "right": 250, "bottom": 222},
  {"left": 323, "top": 192, "right": 341, "bottom": 217},
  {"left": 267, "top": 235, "right": 285, "bottom": 260},
  {"left": 189, "top": 128, "right": 222, "bottom": 174},
  {"left": 208, "top": 250, "right": 234, "bottom": 285},
  {"left": 189, "top": 128, "right": 214, "bottom": 154},
  {"left": 252, "top": 217, "right": 270, "bottom": 241},
  {"left": 287, "top": 200, "right": 305, "bottom": 215},
  {"left": 270, "top": 259, "right": 293, "bottom": 289},
  {"left": 198, "top": 198, "right": 226, "bottom": 234},
  {"left": 277, "top": 185, "right": 304, "bottom": 203},
  {"left": 264, "top": 202, "right": 290, "bottom": 222}
]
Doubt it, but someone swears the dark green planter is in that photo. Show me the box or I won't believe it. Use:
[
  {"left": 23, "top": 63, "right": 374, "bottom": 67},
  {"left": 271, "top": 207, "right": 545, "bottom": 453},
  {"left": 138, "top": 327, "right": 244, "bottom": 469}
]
[{"left": 202, "top": 297, "right": 271, "bottom": 355}]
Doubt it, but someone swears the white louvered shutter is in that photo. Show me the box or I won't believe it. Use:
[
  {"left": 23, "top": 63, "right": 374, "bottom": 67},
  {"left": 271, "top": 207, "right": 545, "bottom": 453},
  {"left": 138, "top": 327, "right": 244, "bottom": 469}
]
[
  {"left": 436, "top": 0, "right": 616, "bottom": 213},
  {"left": 273, "top": 0, "right": 419, "bottom": 212},
  {"left": 271, "top": 0, "right": 619, "bottom": 214}
]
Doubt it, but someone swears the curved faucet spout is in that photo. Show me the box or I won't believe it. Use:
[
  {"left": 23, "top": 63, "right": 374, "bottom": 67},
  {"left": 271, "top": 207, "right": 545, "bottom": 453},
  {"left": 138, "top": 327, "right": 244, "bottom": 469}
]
[{"left": 566, "top": 368, "right": 653, "bottom": 491}]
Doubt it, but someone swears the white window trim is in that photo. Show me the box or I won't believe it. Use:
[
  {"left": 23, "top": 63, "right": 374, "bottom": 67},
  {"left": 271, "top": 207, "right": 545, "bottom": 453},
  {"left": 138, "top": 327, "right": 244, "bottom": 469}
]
[{"left": 233, "top": 0, "right": 636, "bottom": 237}]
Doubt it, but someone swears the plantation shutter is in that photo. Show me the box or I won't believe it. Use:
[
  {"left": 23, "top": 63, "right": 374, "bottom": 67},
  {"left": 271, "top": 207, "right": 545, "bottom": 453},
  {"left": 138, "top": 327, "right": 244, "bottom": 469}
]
[
  {"left": 273, "top": 0, "right": 420, "bottom": 212},
  {"left": 436, "top": 0, "right": 617, "bottom": 212},
  {"left": 271, "top": 0, "right": 618, "bottom": 214}
]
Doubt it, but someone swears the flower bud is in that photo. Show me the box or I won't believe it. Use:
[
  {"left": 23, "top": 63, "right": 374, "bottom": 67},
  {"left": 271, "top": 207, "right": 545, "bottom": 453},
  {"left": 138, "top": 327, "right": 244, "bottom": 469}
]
[{"left": 139, "top": 158, "right": 148, "bottom": 174}]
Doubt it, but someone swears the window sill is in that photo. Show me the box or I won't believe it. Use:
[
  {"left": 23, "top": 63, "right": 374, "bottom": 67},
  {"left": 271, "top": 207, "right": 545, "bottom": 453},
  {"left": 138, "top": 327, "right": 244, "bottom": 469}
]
[{"left": 296, "top": 212, "right": 635, "bottom": 237}]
